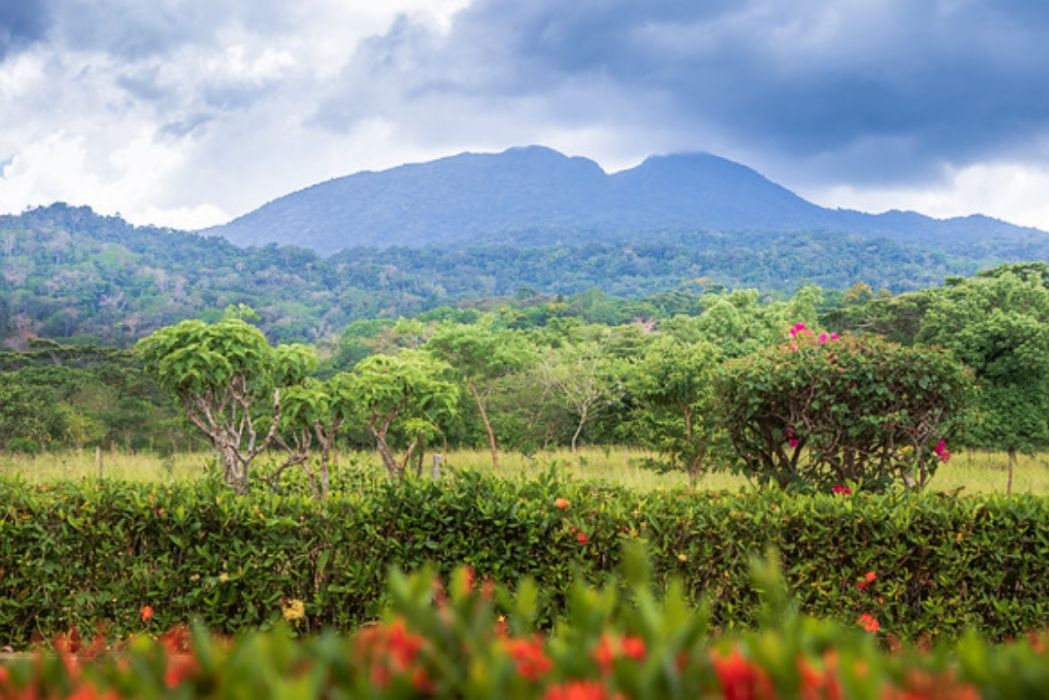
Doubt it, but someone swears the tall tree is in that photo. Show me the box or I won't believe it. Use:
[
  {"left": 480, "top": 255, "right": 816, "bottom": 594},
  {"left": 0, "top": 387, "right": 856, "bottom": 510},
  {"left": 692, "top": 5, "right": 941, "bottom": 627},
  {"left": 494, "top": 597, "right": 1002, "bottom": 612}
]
[
  {"left": 136, "top": 317, "right": 316, "bottom": 493},
  {"left": 630, "top": 336, "right": 725, "bottom": 484},
  {"left": 426, "top": 324, "right": 534, "bottom": 468},
  {"left": 349, "top": 350, "right": 458, "bottom": 480},
  {"left": 539, "top": 342, "right": 624, "bottom": 454},
  {"left": 917, "top": 267, "right": 1049, "bottom": 492}
]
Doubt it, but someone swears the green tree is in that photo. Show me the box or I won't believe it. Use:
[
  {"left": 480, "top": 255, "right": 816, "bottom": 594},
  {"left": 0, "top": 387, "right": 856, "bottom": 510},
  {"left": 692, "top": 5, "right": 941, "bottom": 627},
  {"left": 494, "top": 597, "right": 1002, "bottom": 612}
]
[
  {"left": 539, "top": 342, "right": 624, "bottom": 454},
  {"left": 917, "top": 268, "right": 1049, "bottom": 492},
  {"left": 349, "top": 351, "right": 458, "bottom": 480},
  {"left": 426, "top": 324, "right": 534, "bottom": 468},
  {"left": 136, "top": 317, "right": 316, "bottom": 493},
  {"left": 630, "top": 336, "right": 725, "bottom": 484},
  {"left": 275, "top": 372, "right": 357, "bottom": 498}
]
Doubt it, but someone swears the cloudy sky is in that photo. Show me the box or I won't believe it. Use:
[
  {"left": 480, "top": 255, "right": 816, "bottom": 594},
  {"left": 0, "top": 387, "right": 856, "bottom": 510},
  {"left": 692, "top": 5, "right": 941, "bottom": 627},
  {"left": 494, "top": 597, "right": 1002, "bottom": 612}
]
[{"left": 3, "top": 0, "right": 1049, "bottom": 231}]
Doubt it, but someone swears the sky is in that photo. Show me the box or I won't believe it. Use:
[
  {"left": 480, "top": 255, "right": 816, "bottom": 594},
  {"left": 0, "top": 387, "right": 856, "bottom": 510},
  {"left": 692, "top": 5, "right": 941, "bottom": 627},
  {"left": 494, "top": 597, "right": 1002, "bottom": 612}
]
[{"left": 2, "top": 0, "right": 1049, "bottom": 231}]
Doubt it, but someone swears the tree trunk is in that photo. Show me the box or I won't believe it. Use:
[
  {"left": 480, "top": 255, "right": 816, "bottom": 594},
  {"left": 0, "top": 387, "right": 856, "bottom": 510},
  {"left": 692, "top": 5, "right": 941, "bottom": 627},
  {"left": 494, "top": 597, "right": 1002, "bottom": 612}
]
[
  {"left": 1007, "top": 447, "right": 1016, "bottom": 495},
  {"left": 468, "top": 383, "right": 499, "bottom": 470},
  {"left": 368, "top": 425, "right": 401, "bottom": 480},
  {"left": 571, "top": 406, "right": 588, "bottom": 455}
]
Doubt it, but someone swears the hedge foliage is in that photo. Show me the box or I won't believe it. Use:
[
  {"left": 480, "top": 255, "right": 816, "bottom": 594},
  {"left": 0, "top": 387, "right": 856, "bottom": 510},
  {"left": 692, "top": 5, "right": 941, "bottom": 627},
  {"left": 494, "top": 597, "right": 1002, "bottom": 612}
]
[
  {"left": 4, "top": 553, "right": 1049, "bottom": 699},
  {"left": 2, "top": 473, "right": 1049, "bottom": 647}
]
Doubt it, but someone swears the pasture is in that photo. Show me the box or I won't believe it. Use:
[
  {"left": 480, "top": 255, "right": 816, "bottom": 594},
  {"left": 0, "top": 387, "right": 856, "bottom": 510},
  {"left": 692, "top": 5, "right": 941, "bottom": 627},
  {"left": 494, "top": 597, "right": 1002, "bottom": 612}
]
[{"left": 3, "top": 446, "right": 1048, "bottom": 494}]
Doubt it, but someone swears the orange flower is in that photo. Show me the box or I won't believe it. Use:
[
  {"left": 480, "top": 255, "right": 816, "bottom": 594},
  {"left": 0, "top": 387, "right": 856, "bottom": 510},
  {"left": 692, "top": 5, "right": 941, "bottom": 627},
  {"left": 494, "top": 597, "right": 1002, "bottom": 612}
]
[
  {"left": 797, "top": 653, "right": 843, "bottom": 700},
  {"left": 64, "top": 683, "right": 120, "bottom": 700},
  {"left": 555, "top": 498, "right": 571, "bottom": 510},
  {"left": 503, "top": 636, "right": 552, "bottom": 682},
  {"left": 544, "top": 679, "right": 608, "bottom": 700},
  {"left": 577, "top": 531, "right": 590, "bottom": 545},
  {"left": 164, "top": 655, "right": 199, "bottom": 689},
  {"left": 857, "top": 613, "right": 880, "bottom": 634},
  {"left": 140, "top": 605, "right": 154, "bottom": 623}
]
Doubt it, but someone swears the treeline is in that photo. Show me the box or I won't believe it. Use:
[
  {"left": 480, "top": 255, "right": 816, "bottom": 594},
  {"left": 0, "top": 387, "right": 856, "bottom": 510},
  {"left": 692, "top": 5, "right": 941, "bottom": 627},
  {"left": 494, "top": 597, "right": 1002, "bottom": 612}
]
[
  {"left": 6, "top": 203, "right": 1048, "bottom": 346},
  {"left": 5, "top": 263, "right": 1048, "bottom": 493}
]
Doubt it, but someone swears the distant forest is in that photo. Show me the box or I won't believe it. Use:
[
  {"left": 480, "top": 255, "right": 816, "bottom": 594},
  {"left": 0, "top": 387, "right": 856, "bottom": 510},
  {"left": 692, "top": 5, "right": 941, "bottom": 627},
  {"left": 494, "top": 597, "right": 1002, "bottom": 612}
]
[{"left": 3, "top": 204, "right": 1049, "bottom": 346}]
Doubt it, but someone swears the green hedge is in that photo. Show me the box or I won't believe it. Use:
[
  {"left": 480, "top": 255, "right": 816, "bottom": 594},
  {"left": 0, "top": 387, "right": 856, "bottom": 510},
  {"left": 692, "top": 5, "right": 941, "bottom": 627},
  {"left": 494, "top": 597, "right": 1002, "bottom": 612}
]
[{"left": 2, "top": 473, "right": 1049, "bottom": 646}]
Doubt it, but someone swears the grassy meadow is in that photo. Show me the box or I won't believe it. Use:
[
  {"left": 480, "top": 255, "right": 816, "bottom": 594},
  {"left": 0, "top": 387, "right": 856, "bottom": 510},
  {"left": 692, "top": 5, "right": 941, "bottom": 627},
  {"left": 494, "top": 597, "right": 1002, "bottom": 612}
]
[{"left": 2, "top": 445, "right": 1047, "bottom": 494}]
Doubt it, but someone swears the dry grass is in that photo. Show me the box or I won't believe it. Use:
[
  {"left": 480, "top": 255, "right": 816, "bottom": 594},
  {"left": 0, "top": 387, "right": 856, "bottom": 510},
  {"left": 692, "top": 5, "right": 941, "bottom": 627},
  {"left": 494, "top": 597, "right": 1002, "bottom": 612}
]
[{"left": 2, "top": 446, "right": 1048, "bottom": 495}]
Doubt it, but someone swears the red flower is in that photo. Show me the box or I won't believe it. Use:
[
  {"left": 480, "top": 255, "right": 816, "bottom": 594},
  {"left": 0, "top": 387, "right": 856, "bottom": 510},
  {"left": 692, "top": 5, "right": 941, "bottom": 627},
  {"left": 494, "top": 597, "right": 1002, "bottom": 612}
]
[
  {"left": 164, "top": 655, "right": 199, "bottom": 689},
  {"left": 857, "top": 571, "right": 877, "bottom": 591},
  {"left": 504, "top": 636, "right": 552, "bottom": 682},
  {"left": 857, "top": 613, "right": 880, "bottom": 634},
  {"left": 711, "top": 647, "right": 775, "bottom": 700},
  {"left": 577, "top": 531, "right": 590, "bottom": 545},
  {"left": 140, "top": 605, "right": 154, "bottom": 623},
  {"left": 593, "top": 634, "right": 616, "bottom": 674},
  {"left": 788, "top": 438, "right": 799, "bottom": 448},
  {"left": 544, "top": 680, "right": 608, "bottom": 700},
  {"left": 621, "top": 635, "right": 646, "bottom": 661},
  {"left": 832, "top": 485, "right": 852, "bottom": 496}
]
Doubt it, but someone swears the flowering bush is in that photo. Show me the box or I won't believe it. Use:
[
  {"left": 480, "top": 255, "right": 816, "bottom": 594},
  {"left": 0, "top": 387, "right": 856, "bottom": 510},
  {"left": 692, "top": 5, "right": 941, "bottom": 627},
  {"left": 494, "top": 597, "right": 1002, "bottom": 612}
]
[
  {"left": 716, "top": 328, "right": 971, "bottom": 491},
  {"left": 1, "top": 548, "right": 1047, "bottom": 699},
  {"left": 3, "top": 475, "right": 1049, "bottom": 646}
]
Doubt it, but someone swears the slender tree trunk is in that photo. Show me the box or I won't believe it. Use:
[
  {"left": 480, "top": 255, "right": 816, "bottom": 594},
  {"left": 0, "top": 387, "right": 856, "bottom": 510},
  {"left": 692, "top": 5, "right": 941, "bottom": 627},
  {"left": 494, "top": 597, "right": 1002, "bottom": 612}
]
[
  {"left": 368, "top": 425, "right": 401, "bottom": 480},
  {"left": 571, "top": 405, "right": 588, "bottom": 455},
  {"left": 468, "top": 383, "right": 499, "bottom": 469},
  {"left": 1007, "top": 447, "right": 1016, "bottom": 495},
  {"left": 318, "top": 441, "right": 331, "bottom": 499}
]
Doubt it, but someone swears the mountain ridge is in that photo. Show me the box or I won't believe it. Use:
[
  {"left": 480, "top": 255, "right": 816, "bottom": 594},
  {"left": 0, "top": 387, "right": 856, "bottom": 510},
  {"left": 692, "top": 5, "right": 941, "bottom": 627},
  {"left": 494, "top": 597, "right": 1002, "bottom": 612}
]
[{"left": 201, "top": 145, "right": 1048, "bottom": 253}]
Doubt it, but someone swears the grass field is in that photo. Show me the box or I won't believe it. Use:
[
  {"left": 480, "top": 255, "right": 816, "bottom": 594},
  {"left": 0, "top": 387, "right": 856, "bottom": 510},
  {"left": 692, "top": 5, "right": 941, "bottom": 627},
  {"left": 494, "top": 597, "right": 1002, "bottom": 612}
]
[{"left": 2, "top": 446, "right": 1048, "bottom": 494}]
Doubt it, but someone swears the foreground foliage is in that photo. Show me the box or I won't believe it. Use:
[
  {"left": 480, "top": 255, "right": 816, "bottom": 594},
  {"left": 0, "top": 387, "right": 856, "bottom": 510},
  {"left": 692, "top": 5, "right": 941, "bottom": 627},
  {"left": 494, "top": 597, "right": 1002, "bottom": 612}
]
[
  {"left": 3, "top": 474, "right": 1049, "bottom": 647},
  {"left": 2, "top": 548, "right": 1048, "bottom": 699}
]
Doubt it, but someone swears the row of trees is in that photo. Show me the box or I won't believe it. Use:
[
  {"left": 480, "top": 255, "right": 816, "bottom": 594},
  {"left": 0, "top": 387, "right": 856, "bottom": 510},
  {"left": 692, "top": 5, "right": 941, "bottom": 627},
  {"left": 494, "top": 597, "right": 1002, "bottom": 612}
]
[
  {"left": 7, "top": 264, "right": 1049, "bottom": 494},
  {"left": 136, "top": 300, "right": 972, "bottom": 496}
]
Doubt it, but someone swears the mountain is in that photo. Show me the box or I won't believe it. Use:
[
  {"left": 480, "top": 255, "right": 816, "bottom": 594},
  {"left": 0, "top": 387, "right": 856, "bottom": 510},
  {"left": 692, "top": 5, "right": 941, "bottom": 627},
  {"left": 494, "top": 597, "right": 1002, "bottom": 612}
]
[{"left": 206, "top": 146, "right": 1047, "bottom": 253}]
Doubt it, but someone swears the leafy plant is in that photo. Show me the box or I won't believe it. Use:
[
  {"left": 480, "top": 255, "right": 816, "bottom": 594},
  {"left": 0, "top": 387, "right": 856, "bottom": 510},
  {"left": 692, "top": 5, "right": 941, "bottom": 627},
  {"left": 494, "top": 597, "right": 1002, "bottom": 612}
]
[{"left": 717, "top": 327, "right": 971, "bottom": 491}]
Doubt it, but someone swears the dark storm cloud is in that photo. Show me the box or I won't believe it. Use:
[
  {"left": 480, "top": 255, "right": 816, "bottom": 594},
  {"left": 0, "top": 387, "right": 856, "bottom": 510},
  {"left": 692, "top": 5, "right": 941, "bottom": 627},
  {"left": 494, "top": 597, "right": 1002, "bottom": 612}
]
[
  {"left": 329, "top": 0, "right": 1049, "bottom": 184},
  {"left": 0, "top": 0, "right": 50, "bottom": 59}
]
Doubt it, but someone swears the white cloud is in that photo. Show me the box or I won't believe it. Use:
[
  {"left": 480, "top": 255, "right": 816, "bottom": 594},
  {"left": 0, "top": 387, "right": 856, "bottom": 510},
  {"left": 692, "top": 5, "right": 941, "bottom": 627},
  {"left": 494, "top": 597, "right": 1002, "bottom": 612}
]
[
  {"left": 806, "top": 161, "right": 1049, "bottom": 230},
  {"left": 3, "top": 0, "right": 1049, "bottom": 234}
]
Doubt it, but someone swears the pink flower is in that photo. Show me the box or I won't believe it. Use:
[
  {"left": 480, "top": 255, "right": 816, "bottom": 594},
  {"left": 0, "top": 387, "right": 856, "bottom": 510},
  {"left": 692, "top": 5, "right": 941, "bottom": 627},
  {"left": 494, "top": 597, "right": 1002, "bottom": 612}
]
[
  {"left": 818, "top": 333, "right": 828, "bottom": 345},
  {"left": 789, "top": 328, "right": 799, "bottom": 338},
  {"left": 789, "top": 341, "right": 799, "bottom": 352},
  {"left": 832, "top": 484, "right": 852, "bottom": 495},
  {"left": 934, "top": 439, "right": 952, "bottom": 463},
  {"left": 830, "top": 332, "right": 840, "bottom": 340},
  {"left": 794, "top": 322, "right": 806, "bottom": 331},
  {"left": 788, "top": 438, "right": 799, "bottom": 448}
]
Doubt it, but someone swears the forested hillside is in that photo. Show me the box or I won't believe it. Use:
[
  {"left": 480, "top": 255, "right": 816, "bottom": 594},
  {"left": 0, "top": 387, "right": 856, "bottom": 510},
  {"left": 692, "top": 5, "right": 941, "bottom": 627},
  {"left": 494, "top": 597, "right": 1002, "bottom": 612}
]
[
  {"left": 5, "top": 203, "right": 1049, "bottom": 347},
  {"left": 4, "top": 263, "right": 1048, "bottom": 465}
]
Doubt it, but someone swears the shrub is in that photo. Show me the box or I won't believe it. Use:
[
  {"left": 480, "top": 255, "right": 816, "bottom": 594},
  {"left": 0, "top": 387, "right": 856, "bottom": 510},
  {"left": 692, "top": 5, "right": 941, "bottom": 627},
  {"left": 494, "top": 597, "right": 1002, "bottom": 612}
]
[
  {"left": 716, "top": 327, "right": 971, "bottom": 491},
  {"left": 2, "top": 550, "right": 1048, "bottom": 699},
  {"left": 3, "top": 473, "right": 1049, "bottom": 647}
]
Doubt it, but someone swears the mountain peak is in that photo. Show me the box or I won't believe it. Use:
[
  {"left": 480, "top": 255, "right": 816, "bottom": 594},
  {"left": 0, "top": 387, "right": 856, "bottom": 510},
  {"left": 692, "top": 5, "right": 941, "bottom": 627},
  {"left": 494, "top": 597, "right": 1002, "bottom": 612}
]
[{"left": 205, "top": 145, "right": 1046, "bottom": 253}]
